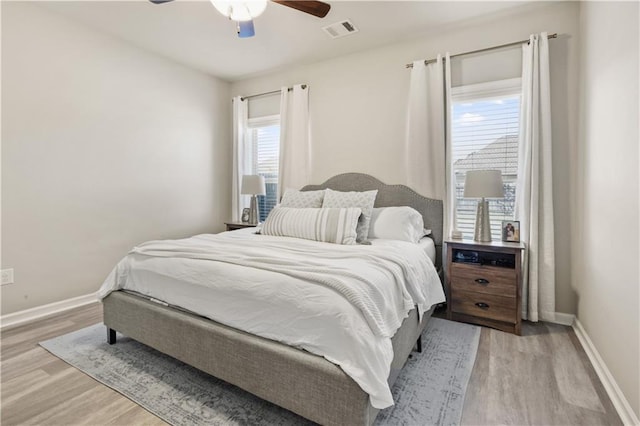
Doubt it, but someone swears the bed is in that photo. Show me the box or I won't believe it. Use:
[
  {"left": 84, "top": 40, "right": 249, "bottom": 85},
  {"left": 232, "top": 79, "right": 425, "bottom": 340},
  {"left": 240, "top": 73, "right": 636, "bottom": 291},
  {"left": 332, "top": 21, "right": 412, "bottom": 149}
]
[{"left": 101, "top": 173, "right": 444, "bottom": 426}]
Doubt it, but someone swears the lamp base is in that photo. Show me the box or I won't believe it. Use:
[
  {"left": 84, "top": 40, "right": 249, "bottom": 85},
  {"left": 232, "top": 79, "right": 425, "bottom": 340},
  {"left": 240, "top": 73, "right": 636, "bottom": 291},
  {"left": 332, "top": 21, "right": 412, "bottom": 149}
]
[
  {"left": 248, "top": 195, "right": 261, "bottom": 225},
  {"left": 474, "top": 198, "right": 492, "bottom": 242}
]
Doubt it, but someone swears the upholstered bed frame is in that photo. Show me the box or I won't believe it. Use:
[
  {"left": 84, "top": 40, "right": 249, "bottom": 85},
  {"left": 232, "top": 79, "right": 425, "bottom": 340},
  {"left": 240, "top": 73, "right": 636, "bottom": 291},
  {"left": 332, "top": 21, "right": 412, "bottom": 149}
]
[{"left": 102, "top": 173, "right": 443, "bottom": 426}]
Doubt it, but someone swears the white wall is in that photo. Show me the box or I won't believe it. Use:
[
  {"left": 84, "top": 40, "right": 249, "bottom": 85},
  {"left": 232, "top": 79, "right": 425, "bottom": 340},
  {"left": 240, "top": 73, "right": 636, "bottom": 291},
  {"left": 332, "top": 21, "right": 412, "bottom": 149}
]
[
  {"left": 231, "top": 1, "right": 579, "bottom": 315},
  {"left": 575, "top": 1, "right": 639, "bottom": 418},
  {"left": 1, "top": 2, "right": 231, "bottom": 314}
]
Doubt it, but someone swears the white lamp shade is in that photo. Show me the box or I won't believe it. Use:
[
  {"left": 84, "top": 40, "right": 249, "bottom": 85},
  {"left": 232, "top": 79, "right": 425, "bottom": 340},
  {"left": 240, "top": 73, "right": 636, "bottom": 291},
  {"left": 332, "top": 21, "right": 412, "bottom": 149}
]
[
  {"left": 241, "top": 175, "right": 266, "bottom": 195},
  {"left": 210, "top": 0, "right": 267, "bottom": 21},
  {"left": 463, "top": 170, "right": 504, "bottom": 198}
]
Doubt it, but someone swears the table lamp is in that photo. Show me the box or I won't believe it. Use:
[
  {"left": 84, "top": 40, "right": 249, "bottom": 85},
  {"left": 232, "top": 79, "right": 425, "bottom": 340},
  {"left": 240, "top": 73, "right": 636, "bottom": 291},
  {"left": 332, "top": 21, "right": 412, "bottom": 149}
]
[
  {"left": 241, "top": 175, "right": 266, "bottom": 225},
  {"left": 463, "top": 170, "right": 504, "bottom": 242}
]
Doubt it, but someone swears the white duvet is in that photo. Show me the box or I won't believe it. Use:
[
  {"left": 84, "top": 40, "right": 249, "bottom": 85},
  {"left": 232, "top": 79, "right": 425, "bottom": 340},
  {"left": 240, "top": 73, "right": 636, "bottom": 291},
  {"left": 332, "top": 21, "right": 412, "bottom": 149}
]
[{"left": 98, "top": 228, "right": 445, "bottom": 409}]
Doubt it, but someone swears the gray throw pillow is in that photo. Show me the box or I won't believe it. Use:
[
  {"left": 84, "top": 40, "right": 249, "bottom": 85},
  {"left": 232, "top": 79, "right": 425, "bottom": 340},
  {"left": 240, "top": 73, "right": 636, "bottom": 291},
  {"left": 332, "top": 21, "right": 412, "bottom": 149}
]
[
  {"left": 261, "top": 207, "right": 360, "bottom": 245},
  {"left": 322, "top": 188, "right": 378, "bottom": 243},
  {"left": 280, "top": 189, "right": 325, "bottom": 208}
]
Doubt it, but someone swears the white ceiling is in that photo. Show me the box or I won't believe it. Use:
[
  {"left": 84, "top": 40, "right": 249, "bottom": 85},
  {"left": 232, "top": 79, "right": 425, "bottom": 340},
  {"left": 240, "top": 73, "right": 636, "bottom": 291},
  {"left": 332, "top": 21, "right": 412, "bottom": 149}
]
[{"left": 35, "top": 0, "right": 535, "bottom": 82}]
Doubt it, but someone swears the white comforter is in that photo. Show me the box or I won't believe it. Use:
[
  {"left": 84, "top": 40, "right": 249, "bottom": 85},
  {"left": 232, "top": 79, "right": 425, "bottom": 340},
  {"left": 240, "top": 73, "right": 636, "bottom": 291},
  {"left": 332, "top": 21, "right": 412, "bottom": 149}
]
[{"left": 98, "top": 228, "right": 445, "bottom": 409}]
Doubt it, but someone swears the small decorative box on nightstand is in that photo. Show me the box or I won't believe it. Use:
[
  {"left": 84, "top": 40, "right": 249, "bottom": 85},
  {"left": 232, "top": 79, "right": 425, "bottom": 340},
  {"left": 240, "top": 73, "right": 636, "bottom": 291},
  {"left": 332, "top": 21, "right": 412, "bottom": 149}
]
[
  {"left": 445, "top": 239, "right": 525, "bottom": 335},
  {"left": 224, "top": 222, "right": 257, "bottom": 232}
]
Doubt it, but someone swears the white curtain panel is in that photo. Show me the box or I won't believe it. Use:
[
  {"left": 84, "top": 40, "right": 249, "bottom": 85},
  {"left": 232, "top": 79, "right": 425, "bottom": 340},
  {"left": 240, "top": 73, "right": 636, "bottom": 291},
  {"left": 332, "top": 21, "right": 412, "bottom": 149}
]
[
  {"left": 443, "top": 56, "right": 458, "bottom": 236},
  {"left": 231, "top": 96, "right": 251, "bottom": 221},
  {"left": 516, "top": 32, "right": 556, "bottom": 322},
  {"left": 278, "top": 84, "right": 310, "bottom": 199},
  {"left": 405, "top": 55, "right": 457, "bottom": 235}
]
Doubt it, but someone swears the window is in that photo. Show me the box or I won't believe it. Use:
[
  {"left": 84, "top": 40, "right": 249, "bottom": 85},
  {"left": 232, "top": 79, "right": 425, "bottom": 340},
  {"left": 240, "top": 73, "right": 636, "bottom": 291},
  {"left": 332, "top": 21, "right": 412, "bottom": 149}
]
[
  {"left": 451, "top": 79, "right": 521, "bottom": 239},
  {"left": 247, "top": 115, "right": 280, "bottom": 221}
]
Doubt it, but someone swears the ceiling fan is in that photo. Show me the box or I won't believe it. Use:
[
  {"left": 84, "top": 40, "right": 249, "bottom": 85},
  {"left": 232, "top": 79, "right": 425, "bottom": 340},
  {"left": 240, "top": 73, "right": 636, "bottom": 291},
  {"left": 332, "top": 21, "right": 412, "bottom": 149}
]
[{"left": 148, "top": 0, "right": 331, "bottom": 38}]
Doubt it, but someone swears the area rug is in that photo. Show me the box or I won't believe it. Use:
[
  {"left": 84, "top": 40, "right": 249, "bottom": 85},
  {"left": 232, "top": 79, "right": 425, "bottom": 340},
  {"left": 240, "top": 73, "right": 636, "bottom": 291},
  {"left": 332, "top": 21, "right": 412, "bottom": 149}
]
[{"left": 40, "top": 317, "right": 480, "bottom": 426}]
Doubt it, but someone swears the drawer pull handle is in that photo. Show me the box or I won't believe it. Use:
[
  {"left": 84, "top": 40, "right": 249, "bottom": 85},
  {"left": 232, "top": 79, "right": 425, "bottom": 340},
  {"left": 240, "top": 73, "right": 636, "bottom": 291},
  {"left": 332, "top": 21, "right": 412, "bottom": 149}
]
[
  {"left": 475, "top": 302, "right": 490, "bottom": 309},
  {"left": 475, "top": 278, "right": 490, "bottom": 285}
]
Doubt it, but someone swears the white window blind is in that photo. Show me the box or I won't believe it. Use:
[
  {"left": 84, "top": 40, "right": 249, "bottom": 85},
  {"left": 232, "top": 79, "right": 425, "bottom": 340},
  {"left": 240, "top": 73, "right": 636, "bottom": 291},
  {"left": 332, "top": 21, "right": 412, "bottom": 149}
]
[
  {"left": 248, "top": 115, "right": 280, "bottom": 221},
  {"left": 451, "top": 79, "right": 521, "bottom": 239}
]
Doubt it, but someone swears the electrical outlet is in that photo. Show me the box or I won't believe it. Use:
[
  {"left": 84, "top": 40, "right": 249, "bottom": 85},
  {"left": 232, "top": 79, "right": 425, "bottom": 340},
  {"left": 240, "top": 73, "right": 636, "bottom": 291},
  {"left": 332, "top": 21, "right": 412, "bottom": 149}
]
[{"left": 1, "top": 269, "right": 14, "bottom": 285}]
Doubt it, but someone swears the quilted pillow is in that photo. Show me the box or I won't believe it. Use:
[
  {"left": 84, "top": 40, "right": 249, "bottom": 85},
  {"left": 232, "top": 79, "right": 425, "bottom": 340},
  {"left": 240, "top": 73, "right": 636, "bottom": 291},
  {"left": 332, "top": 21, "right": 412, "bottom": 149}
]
[
  {"left": 280, "top": 189, "right": 325, "bottom": 208},
  {"left": 368, "top": 206, "right": 428, "bottom": 243},
  {"left": 261, "top": 207, "right": 361, "bottom": 245},
  {"left": 322, "top": 189, "right": 378, "bottom": 243}
]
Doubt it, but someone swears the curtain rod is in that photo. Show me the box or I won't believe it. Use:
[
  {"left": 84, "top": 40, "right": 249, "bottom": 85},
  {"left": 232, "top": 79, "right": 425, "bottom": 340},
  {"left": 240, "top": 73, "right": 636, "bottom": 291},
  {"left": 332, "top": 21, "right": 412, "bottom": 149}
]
[
  {"left": 405, "top": 33, "right": 557, "bottom": 68},
  {"left": 240, "top": 84, "right": 307, "bottom": 101}
]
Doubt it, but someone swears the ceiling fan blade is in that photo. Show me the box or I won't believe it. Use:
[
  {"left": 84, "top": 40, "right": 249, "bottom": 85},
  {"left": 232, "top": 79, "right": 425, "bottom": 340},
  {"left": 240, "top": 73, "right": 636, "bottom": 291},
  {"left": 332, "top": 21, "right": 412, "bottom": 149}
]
[
  {"left": 271, "top": 0, "right": 331, "bottom": 18},
  {"left": 148, "top": 0, "right": 175, "bottom": 4},
  {"left": 237, "top": 20, "right": 256, "bottom": 38}
]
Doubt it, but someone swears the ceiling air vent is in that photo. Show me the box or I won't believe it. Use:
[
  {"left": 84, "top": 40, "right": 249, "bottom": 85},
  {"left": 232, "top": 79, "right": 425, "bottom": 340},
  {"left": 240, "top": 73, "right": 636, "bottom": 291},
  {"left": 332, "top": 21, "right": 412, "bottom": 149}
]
[{"left": 322, "top": 19, "right": 359, "bottom": 39}]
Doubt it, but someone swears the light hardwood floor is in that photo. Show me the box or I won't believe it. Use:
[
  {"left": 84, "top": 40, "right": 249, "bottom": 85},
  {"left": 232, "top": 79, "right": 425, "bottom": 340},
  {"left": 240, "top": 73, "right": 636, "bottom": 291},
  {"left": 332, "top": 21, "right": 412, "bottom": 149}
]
[{"left": 1, "top": 303, "right": 622, "bottom": 425}]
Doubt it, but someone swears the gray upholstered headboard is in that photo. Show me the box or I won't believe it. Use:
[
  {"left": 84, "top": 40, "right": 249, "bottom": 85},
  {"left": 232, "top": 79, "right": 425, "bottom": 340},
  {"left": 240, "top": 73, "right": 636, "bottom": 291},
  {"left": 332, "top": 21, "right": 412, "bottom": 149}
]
[{"left": 302, "top": 173, "right": 444, "bottom": 270}]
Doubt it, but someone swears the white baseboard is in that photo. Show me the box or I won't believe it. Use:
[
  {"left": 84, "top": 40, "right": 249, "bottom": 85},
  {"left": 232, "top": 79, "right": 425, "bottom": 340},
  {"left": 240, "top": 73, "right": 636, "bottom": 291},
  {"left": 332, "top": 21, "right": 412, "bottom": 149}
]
[
  {"left": 0, "top": 292, "right": 99, "bottom": 330},
  {"left": 551, "top": 311, "right": 575, "bottom": 326},
  {"left": 573, "top": 319, "right": 640, "bottom": 426},
  {"left": 525, "top": 311, "right": 575, "bottom": 326}
]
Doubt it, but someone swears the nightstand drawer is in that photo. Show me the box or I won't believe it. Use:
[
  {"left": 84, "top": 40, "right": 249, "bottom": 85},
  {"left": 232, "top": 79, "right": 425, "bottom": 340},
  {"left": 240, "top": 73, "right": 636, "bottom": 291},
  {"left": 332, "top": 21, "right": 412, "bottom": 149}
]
[
  {"left": 450, "top": 263, "right": 516, "bottom": 297},
  {"left": 451, "top": 289, "right": 517, "bottom": 324}
]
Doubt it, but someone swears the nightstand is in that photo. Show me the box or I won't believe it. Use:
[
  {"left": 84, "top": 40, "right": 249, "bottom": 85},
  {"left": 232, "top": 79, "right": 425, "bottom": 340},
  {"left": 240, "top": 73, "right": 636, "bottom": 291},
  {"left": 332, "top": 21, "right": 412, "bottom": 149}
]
[
  {"left": 224, "top": 222, "right": 257, "bottom": 232},
  {"left": 445, "top": 239, "right": 525, "bottom": 335}
]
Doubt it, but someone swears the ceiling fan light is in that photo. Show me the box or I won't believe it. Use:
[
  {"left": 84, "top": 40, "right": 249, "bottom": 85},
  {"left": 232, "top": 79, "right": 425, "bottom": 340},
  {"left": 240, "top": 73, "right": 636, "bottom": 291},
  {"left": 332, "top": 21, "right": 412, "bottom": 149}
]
[
  {"left": 210, "top": 0, "right": 267, "bottom": 21},
  {"left": 237, "top": 20, "right": 256, "bottom": 38}
]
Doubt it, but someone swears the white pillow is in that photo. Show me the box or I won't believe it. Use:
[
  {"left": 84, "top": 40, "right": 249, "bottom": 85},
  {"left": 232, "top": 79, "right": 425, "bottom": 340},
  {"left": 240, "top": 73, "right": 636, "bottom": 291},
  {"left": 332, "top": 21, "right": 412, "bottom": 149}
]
[
  {"left": 280, "top": 189, "right": 325, "bottom": 208},
  {"left": 368, "top": 206, "right": 428, "bottom": 243},
  {"left": 322, "top": 189, "right": 378, "bottom": 243},
  {"left": 261, "top": 207, "right": 361, "bottom": 245}
]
